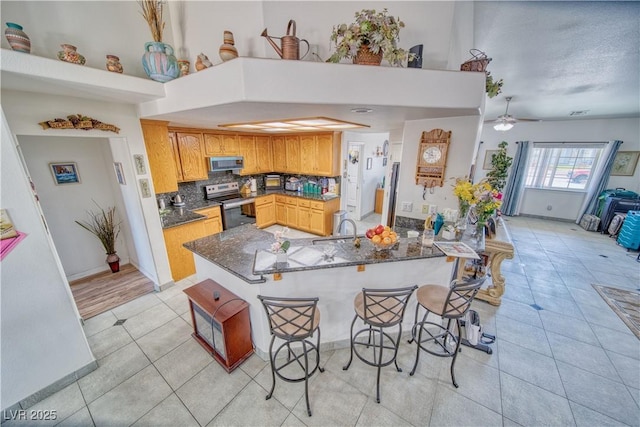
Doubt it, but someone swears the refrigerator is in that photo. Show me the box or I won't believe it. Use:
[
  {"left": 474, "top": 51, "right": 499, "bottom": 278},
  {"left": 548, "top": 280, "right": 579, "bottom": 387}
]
[{"left": 386, "top": 162, "right": 400, "bottom": 227}]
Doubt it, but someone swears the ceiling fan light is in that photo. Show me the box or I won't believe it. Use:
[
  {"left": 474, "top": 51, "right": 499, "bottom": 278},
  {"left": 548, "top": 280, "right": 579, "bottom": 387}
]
[{"left": 494, "top": 122, "right": 514, "bottom": 131}]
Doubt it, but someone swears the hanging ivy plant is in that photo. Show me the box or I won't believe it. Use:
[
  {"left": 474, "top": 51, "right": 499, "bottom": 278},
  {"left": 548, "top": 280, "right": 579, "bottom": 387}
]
[{"left": 486, "top": 141, "right": 513, "bottom": 192}]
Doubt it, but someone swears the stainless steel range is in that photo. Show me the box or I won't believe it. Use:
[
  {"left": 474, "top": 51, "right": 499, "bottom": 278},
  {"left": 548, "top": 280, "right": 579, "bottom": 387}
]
[{"left": 204, "top": 182, "right": 256, "bottom": 230}]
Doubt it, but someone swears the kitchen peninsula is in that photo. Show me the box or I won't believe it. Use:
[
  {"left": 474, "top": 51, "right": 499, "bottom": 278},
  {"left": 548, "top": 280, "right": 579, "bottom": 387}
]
[{"left": 184, "top": 225, "right": 483, "bottom": 357}]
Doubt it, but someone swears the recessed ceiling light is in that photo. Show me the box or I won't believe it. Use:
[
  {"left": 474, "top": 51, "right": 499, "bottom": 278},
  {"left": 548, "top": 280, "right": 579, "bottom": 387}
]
[
  {"left": 570, "top": 110, "right": 589, "bottom": 116},
  {"left": 219, "top": 116, "right": 369, "bottom": 132},
  {"left": 351, "top": 108, "right": 373, "bottom": 114}
]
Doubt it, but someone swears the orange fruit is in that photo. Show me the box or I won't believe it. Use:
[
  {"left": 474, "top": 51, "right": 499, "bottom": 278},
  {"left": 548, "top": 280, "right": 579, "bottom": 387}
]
[
  {"left": 390, "top": 234, "right": 397, "bottom": 243},
  {"left": 372, "top": 235, "right": 382, "bottom": 243},
  {"left": 383, "top": 236, "right": 392, "bottom": 245},
  {"left": 381, "top": 230, "right": 390, "bottom": 238}
]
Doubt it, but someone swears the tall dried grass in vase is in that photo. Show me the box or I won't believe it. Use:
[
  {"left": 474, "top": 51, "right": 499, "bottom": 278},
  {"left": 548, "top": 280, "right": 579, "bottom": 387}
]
[{"left": 138, "top": 0, "right": 165, "bottom": 42}]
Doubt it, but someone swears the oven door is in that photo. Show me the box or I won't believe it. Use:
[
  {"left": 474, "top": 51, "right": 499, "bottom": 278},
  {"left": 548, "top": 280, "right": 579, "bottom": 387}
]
[{"left": 221, "top": 202, "right": 256, "bottom": 229}]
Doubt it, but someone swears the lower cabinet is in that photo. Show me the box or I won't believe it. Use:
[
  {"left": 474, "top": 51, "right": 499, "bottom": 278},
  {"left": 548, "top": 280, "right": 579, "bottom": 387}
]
[
  {"left": 193, "top": 206, "right": 223, "bottom": 236},
  {"left": 257, "top": 195, "right": 340, "bottom": 236},
  {"left": 163, "top": 220, "right": 208, "bottom": 281},
  {"left": 255, "top": 195, "right": 276, "bottom": 228}
]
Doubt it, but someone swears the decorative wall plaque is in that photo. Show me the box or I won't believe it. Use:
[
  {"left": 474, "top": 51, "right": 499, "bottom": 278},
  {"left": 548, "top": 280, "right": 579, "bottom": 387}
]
[
  {"left": 39, "top": 114, "right": 120, "bottom": 133},
  {"left": 415, "top": 128, "right": 451, "bottom": 188}
]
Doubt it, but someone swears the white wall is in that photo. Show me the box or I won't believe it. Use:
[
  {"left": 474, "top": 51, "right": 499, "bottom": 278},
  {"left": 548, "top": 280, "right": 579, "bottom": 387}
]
[
  {"left": 19, "top": 136, "right": 133, "bottom": 280},
  {"left": 396, "top": 116, "right": 483, "bottom": 222},
  {"left": 1, "top": 90, "right": 171, "bottom": 287},
  {"left": 0, "top": 110, "right": 95, "bottom": 410},
  {"left": 478, "top": 117, "right": 640, "bottom": 220}
]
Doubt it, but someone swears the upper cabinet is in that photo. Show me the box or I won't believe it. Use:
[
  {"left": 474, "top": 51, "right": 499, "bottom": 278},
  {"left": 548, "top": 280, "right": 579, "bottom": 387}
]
[
  {"left": 204, "top": 133, "right": 238, "bottom": 156},
  {"left": 285, "top": 136, "right": 301, "bottom": 174},
  {"left": 238, "top": 135, "right": 273, "bottom": 175},
  {"left": 299, "top": 133, "right": 341, "bottom": 177},
  {"left": 271, "top": 136, "right": 287, "bottom": 171},
  {"left": 173, "top": 132, "right": 209, "bottom": 182},
  {"left": 255, "top": 136, "right": 273, "bottom": 173},
  {"left": 140, "top": 120, "right": 179, "bottom": 194}
]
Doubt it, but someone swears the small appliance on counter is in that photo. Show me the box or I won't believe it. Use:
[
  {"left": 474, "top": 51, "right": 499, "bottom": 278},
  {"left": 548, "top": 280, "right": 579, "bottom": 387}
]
[
  {"left": 171, "top": 194, "right": 186, "bottom": 207},
  {"left": 285, "top": 177, "right": 299, "bottom": 191},
  {"left": 264, "top": 174, "right": 282, "bottom": 191}
]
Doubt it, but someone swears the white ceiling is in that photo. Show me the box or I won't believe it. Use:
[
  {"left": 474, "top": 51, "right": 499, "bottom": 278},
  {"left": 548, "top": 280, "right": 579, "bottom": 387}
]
[{"left": 476, "top": 1, "right": 640, "bottom": 123}]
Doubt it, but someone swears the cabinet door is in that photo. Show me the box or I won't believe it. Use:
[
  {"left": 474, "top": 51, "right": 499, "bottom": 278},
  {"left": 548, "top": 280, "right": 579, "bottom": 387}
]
[
  {"left": 222, "top": 135, "right": 238, "bottom": 155},
  {"left": 285, "top": 204, "right": 298, "bottom": 228},
  {"left": 256, "top": 202, "right": 276, "bottom": 228},
  {"left": 169, "top": 132, "right": 184, "bottom": 182},
  {"left": 315, "top": 133, "right": 339, "bottom": 176},
  {"left": 163, "top": 220, "right": 207, "bottom": 281},
  {"left": 297, "top": 205, "right": 310, "bottom": 231},
  {"left": 275, "top": 202, "right": 286, "bottom": 224},
  {"left": 176, "top": 132, "right": 208, "bottom": 181},
  {"left": 203, "top": 133, "right": 223, "bottom": 156},
  {"left": 255, "top": 136, "right": 273, "bottom": 173},
  {"left": 299, "top": 134, "right": 316, "bottom": 173},
  {"left": 271, "top": 136, "right": 287, "bottom": 172},
  {"left": 140, "top": 120, "right": 178, "bottom": 193},
  {"left": 238, "top": 135, "right": 257, "bottom": 175},
  {"left": 285, "top": 136, "right": 300, "bottom": 173},
  {"left": 309, "top": 209, "right": 324, "bottom": 235}
]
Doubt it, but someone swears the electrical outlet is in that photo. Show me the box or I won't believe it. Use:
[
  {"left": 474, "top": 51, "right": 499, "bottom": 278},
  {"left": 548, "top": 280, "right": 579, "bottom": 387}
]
[
  {"left": 422, "top": 204, "right": 430, "bottom": 214},
  {"left": 429, "top": 205, "right": 438, "bottom": 215},
  {"left": 401, "top": 202, "right": 413, "bottom": 212}
]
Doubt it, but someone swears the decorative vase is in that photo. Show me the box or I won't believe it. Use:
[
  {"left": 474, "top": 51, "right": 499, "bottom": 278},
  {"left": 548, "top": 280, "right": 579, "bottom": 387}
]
[
  {"left": 141, "top": 41, "right": 179, "bottom": 82},
  {"left": 275, "top": 251, "right": 288, "bottom": 265},
  {"left": 106, "top": 253, "right": 120, "bottom": 273},
  {"left": 57, "top": 44, "right": 86, "bottom": 65},
  {"left": 178, "top": 59, "right": 190, "bottom": 76},
  {"left": 353, "top": 45, "right": 382, "bottom": 66},
  {"left": 106, "top": 54, "right": 123, "bottom": 73},
  {"left": 5, "top": 22, "right": 30, "bottom": 53},
  {"left": 195, "top": 53, "right": 212, "bottom": 71},
  {"left": 219, "top": 30, "right": 238, "bottom": 62}
]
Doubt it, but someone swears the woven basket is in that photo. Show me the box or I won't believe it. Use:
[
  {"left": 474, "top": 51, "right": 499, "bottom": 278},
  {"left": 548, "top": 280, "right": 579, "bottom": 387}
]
[
  {"left": 354, "top": 45, "right": 382, "bottom": 66},
  {"left": 460, "top": 49, "right": 492, "bottom": 72}
]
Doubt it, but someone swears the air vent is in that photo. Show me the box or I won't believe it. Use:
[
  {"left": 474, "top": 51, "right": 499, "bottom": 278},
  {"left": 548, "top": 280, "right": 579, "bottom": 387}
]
[{"left": 570, "top": 110, "right": 589, "bottom": 116}]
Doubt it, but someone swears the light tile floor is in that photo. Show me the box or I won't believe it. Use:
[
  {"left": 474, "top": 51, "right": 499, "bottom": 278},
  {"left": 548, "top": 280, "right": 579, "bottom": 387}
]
[{"left": 10, "top": 216, "right": 640, "bottom": 426}]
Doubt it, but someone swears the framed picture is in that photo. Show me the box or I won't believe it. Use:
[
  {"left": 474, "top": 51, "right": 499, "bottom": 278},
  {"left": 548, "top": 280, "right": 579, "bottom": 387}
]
[
  {"left": 483, "top": 150, "right": 498, "bottom": 170},
  {"left": 133, "top": 154, "right": 146, "bottom": 175},
  {"left": 366, "top": 157, "right": 373, "bottom": 170},
  {"left": 49, "top": 162, "right": 80, "bottom": 185},
  {"left": 383, "top": 157, "right": 388, "bottom": 167},
  {"left": 139, "top": 178, "right": 151, "bottom": 198},
  {"left": 113, "top": 162, "right": 126, "bottom": 185},
  {"left": 611, "top": 151, "right": 640, "bottom": 176}
]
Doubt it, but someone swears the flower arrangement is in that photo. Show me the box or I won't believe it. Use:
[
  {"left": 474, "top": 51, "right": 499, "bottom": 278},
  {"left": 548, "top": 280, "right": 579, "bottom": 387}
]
[
  {"left": 271, "top": 227, "right": 290, "bottom": 254},
  {"left": 328, "top": 8, "right": 410, "bottom": 66},
  {"left": 473, "top": 181, "right": 503, "bottom": 226},
  {"left": 138, "top": 0, "right": 165, "bottom": 42},
  {"left": 452, "top": 177, "right": 475, "bottom": 220}
]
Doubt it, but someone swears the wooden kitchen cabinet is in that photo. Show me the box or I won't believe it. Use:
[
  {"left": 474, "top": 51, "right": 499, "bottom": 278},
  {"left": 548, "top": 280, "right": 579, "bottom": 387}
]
[
  {"left": 275, "top": 195, "right": 286, "bottom": 224},
  {"left": 285, "top": 197, "right": 298, "bottom": 228},
  {"left": 173, "top": 132, "right": 209, "bottom": 182},
  {"left": 163, "top": 219, "right": 208, "bottom": 281},
  {"left": 140, "top": 120, "right": 179, "bottom": 194},
  {"left": 271, "top": 136, "right": 287, "bottom": 172},
  {"left": 285, "top": 136, "right": 301, "bottom": 173},
  {"left": 272, "top": 196, "right": 340, "bottom": 236},
  {"left": 203, "top": 133, "right": 238, "bottom": 156},
  {"left": 299, "top": 132, "right": 341, "bottom": 176},
  {"left": 255, "top": 136, "right": 273, "bottom": 173},
  {"left": 193, "top": 206, "right": 223, "bottom": 236},
  {"left": 238, "top": 135, "right": 258, "bottom": 175},
  {"left": 255, "top": 195, "right": 276, "bottom": 228},
  {"left": 297, "top": 199, "right": 311, "bottom": 231},
  {"left": 375, "top": 188, "right": 384, "bottom": 214},
  {"left": 168, "top": 132, "right": 184, "bottom": 182}
]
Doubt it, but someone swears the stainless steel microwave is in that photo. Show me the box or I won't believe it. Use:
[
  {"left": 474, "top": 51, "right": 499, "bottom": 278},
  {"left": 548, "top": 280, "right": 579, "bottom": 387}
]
[{"left": 209, "top": 156, "right": 244, "bottom": 172}]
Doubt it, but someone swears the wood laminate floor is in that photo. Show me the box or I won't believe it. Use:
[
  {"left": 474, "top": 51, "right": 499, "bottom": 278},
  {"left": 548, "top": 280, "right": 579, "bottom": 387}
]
[{"left": 69, "top": 264, "right": 155, "bottom": 320}]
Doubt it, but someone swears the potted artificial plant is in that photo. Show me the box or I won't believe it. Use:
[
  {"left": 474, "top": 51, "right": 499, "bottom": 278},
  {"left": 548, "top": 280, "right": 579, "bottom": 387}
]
[
  {"left": 486, "top": 141, "right": 513, "bottom": 192},
  {"left": 76, "top": 204, "right": 122, "bottom": 273},
  {"left": 328, "top": 8, "right": 410, "bottom": 66}
]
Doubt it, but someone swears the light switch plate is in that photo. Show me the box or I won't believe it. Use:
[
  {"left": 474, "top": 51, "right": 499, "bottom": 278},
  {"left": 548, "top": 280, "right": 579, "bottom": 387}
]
[{"left": 402, "top": 202, "right": 413, "bottom": 212}]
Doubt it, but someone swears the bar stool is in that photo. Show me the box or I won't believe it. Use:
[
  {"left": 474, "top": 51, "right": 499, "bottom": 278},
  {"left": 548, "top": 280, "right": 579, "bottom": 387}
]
[
  {"left": 408, "top": 277, "right": 485, "bottom": 387},
  {"left": 257, "top": 296, "right": 324, "bottom": 416},
  {"left": 343, "top": 286, "right": 417, "bottom": 403}
]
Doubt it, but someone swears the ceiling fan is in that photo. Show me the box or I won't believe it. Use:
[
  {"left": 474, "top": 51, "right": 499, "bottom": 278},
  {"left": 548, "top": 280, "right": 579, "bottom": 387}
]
[{"left": 485, "top": 96, "right": 541, "bottom": 131}]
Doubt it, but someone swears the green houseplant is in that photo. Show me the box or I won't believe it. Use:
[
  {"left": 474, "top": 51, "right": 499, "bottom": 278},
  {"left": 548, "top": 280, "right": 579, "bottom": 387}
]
[
  {"left": 486, "top": 72, "right": 504, "bottom": 98},
  {"left": 76, "top": 203, "right": 122, "bottom": 273},
  {"left": 486, "top": 141, "right": 513, "bottom": 192},
  {"left": 328, "top": 8, "right": 410, "bottom": 66}
]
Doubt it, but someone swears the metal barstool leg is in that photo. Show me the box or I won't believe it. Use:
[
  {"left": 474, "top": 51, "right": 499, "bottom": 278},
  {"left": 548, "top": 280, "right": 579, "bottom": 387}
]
[
  {"left": 316, "top": 328, "right": 325, "bottom": 373},
  {"left": 450, "top": 319, "right": 463, "bottom": 388},
  {"left": 393, "top": 325, "right": 403, "bottom": 373},
  {"left": 375, "top": 326, "right": 383, "bottom": 403},
  {"left": 266, "top": 335, "right": 277, "bottom": 400},
  {"left": 343, "top": 315, "right": 357, "bottom": 370},
  {"left": 302, "top": 340, "right": 312, "bottom": 416},
  {"left": 410, "top": 309, "right": 429, "bottom": 376},
  {"left": 408, "top": 303, "right": 421, "bottom": 344}
]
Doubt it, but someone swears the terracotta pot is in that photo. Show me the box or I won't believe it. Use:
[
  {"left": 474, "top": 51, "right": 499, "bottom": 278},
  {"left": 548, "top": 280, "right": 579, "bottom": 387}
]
[
  {"left": 353, "top": 45, "right": 382, "bottom": 66},
  {"left": 57, "top": 44, "right": 86, "bottom": 65},
  {"left": 106, "top": 55, "right": 123, "bottom": 73},
  {"left": 106, "top": 253, "right": 120, "bottom": 273},
  {"left": 5, "top": 22, "right": 30, "bottom": 53},
  {"left": 219, "top": 31, "right": 238, "bottom": 62}
]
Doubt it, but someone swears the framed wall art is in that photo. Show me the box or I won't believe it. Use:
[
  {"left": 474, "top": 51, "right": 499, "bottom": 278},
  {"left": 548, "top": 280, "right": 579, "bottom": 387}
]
[
  {"left": 49, "top": 162, "right": 80, "bottom": 185},
  {"left": 139, "top": 178, "right": 151, "bottom": 198},
  {"left": 366, "top": 157, "right": 373, "bottom": 170},
  {"left": 611, "top": 151, "right": 640, "bottom": 176},
  {"left": 483, "top": 150, "right": 498, "bottom": 170},
  {"left": 113, "top": 162, "right": 126, "bottom": 185},
  {"left": 133, "top": 154, "right": 147, "bottom": 175}
]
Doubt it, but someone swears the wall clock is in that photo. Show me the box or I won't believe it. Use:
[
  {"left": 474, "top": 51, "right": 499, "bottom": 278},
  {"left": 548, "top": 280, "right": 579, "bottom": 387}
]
[{"left": 415, "top": 128, "right": 451, "bottom": 188}]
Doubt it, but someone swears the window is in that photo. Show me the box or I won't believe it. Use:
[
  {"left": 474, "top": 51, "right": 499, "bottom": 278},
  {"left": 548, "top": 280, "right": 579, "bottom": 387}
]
[{"left": 525, "top": 143, "right": 604, "bottom": 190}]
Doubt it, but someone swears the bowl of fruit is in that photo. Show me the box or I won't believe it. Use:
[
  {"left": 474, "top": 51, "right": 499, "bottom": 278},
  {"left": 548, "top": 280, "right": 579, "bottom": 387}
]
[{"left": 365, "top": 224, "right": 399, "bottom": 251}]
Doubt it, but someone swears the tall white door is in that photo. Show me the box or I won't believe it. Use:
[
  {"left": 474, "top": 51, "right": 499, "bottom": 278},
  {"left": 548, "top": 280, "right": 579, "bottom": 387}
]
[{"left": 347, "top": 143, "right": 363, "bottom": 220}]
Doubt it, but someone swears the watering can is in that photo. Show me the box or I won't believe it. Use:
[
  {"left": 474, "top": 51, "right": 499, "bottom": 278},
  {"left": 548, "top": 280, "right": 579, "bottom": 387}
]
[{"left": 261, "top": 20, "right": 310, "bottom": 60}]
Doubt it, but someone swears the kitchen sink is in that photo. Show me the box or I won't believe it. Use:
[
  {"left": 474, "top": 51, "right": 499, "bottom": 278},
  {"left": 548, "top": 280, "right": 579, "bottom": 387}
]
[{"left": 311, "top": 235, "right": 366, "bottom": 245}]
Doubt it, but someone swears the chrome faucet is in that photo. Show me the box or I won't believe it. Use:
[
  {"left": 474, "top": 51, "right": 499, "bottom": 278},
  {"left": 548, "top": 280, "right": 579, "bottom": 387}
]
[{"left": 338, "top": 218, "right": 360, "bottom": 247}]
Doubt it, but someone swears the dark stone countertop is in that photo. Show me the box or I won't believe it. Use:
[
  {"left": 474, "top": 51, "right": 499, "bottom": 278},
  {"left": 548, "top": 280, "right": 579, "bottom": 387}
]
[
  {"left": 183, "top": 224, "right": 483, "bottom": 284},
  {"left": 160, "top": 191, "right": 339, "bottom": 229}
]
